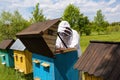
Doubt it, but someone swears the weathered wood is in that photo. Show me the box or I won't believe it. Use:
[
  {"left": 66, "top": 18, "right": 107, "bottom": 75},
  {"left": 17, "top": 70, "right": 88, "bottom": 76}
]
[
  {"left": 41, "top": 62, "right": 50, "bottom": 67},
  {"left": 43, "top": 34, "right": 56, "bottom": 40},
  {"left": 14, "top": 50, "right": 32, "bottom": 74},
  {"left": 84, "top": 73, "right": 103, "bottom": 80},
  {"left": 55, "top": 48, "right": 77, "bottom": 53},
  {"left": 44, "top": 39, "right": 56, "bottom": 44},
  {"left": 34, "top": 78, "right": 41, "bottom": 80},
  {"left": 33, "top": 59, "right": 40, "bottom": 64}
]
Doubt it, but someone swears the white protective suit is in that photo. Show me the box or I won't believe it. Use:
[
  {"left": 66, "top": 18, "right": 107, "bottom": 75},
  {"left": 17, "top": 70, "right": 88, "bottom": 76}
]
[{"left": 56, "top": 21, "right": 82, "bottom": 57}]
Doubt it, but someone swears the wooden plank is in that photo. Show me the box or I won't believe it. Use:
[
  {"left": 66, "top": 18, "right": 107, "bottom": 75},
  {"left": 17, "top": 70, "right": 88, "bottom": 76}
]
[
  {"left": 75, "top": 44, "right": 94, "bottom": 71},
  {"left": 43, "top": 34, "right": 56, "bottom": 40},
  {"left": 49, "top": 27, "right": 57, "bottom": 31},
  {"left": 41, "top": 62, "right": 50, "bottom": 68},
  {"left": 44, "top": 29, "right": 57, "bottom": 36},
  {"left": 47, "top": 43, "right": 55, "bottom": 48},
  {"left": 55, "top": 48, "right": 77, "bottom": 53},
  {"left": 19, "top": 69, "right": 24, "bottom": 73},
  {"left": 93, "top": 45, "right": 117, "bottom": 76},
  {"left": 33, "top": 59, "right": 40, "bottom": 64},
  {"left": 2, "top": 62, "right": 6, "bottom": 65},
  {"left": 63, "top": 48, "right": 77, "bottom": 53},
  {"left": 0, "top": 54, "right": 5, "bottom": 57},
  {"left": 84, "top": 43, "right": 102, "bottom": 73},
  {"left": 34, "top": 77, "right": 41, "bottom": 80},
  {"left": 45, "top": 39, "right": 56, "bottom": 44}
]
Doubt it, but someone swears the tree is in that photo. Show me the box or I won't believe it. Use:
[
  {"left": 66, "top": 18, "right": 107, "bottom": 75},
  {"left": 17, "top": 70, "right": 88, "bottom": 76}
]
[
  {"left": 30, "top": 3, "right": 46, "bottom": 23},
  {"left": 62, "top": 4, "right": 80, "bottom": 28},
  {"left": 0, "top": 10, "right": 30, "bottom": 40},
  {"left": 77, "top": 15, "right": 90, "bottom": 35},
  {"left": 62, "top": 4, "right": 91, "bottom": 35},
  {"left": 82, "top": 16, "right": 91, "bottom": 35},
  {"left": 94, "top": 9, "right": 109, "bottom": 34}
]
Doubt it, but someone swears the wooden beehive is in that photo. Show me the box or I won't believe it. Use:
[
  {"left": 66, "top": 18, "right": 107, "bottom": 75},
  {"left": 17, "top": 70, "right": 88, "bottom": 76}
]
[
  {"left": 16, "top": 18, "right": 79, "bottom": 80},
  {"left": 16, "top": 18, "right": 60, "bottom": 58},
  {"left": 32, "top": 48, "right": 79, "bottom": 80},
  {"left": 74, "top": 41, "right": 120, "bottom": 80},
  {"left": 0, "top": 39, "right": 14, "bottom": 67},
  {"left": 10, "top": 39, "right": 32, "bottom": 74}
]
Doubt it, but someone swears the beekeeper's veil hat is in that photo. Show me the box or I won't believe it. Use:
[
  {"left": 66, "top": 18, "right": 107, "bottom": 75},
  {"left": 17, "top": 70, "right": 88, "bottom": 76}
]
[{"left": 58, "top": 21, "right": 72, "bottom": 36}]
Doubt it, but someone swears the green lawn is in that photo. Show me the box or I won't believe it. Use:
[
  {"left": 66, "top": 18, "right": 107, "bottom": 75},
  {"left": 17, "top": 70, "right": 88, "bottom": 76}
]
[
  {"left": 0, "top": 31, "right": 120, "bottom": 80},
  {"left": 0, "top": 59, "right": 33, "bottom": 80},
  {"left": 80, "top": 31, "right": 120, "bottom": 52}
]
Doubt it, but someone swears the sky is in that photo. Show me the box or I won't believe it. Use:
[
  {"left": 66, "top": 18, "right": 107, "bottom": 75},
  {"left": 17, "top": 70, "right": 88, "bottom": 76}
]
[{"left": 0, "top": 0, "right": 120, "bottom": 23}]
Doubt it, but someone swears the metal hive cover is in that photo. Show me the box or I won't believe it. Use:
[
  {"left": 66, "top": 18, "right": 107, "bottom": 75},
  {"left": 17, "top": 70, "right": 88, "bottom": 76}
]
[{"left": 10, "top": 39, "right": 26, "bottom": 51}]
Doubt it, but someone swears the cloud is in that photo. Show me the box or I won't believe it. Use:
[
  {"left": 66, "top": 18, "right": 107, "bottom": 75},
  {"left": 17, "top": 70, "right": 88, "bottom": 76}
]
[
  {"left": 110, "top": 5, "right": 120, "bottom": 13},
  {"left": 0, "top": 0, "right": 120, "bottom": 22},
  {"left": 108, "top": 0, "right": 116, "bottom": 5}
]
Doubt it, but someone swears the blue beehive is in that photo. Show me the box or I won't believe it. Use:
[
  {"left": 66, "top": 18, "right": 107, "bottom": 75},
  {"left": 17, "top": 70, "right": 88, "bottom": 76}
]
[
  {"left": 16, "top": 18, "right": 79, "bottom": 80},
  {"left": 0, "top": 39, "right": 14, "bottom": 67},
  {"left": 32, "top": 49, "right": 79, "bottom": 80}
]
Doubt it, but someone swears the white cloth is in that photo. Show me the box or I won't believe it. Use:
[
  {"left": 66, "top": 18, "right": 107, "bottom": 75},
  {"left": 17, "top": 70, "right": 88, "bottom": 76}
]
[{"left": 56, "top": 21, "right": 82, "bottom": 57}]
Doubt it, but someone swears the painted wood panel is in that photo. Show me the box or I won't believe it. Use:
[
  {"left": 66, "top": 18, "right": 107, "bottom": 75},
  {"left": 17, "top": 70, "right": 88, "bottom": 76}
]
[
  {"left": 84, "top": 73, "right": 103, "bottom": 80},
  {"left": 14, "top": 50, "right": 32, "bottom": 74},
  {"left": 32, "top": 53, "right": 54, "bottom": 80},
  {"left": 0, "top": 50, "right": 14, "bottom": 67},
  {"left": 32, "top": 50, "right": 79, "bottom": 80},
  {"left": 54, "top": 50, "right": 79, "bottom": 80},
  {"left": 43, "top": 26, "right": 58, "bottom": 53}
]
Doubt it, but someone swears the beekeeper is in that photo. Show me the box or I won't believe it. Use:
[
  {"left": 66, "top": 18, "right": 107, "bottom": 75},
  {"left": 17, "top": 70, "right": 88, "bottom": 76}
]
[{"left": 56, "top": 21, "right": 81, "bottom": 57}]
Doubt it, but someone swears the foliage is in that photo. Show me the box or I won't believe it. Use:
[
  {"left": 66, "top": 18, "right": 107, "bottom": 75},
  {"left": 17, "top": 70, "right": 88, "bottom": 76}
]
[
  {"left": 83, "top": 23, "right": 92, "bottom": 36},
  {"left": 30, "top": 3, "right": 46, "bottom": 23},
  {"left": 94, "top": 9, "right": 109, "bottom": 34},
  {"left": 62, "top": 4, "right": 90, "bottom": 35},
  {"left": 110, "top": 22, "right": 120, "bottom": 26},
  {"left": 0, "top": 10, "right": 30, "bottom": 40},
  {"left": 62, "top": 4, "right": 80, "bottom": 28},
  {"left": 79, "top": 16, "right": 90, "bottom": 35},
  {"left": 106, "top": 25, "right": 120, "bottom": 34}
]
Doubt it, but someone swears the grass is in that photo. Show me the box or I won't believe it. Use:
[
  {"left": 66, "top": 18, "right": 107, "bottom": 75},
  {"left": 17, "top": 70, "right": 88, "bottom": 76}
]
[
  {"left": 0, "top": 31, "right": 120, "bottom": 80},
  {"left": 80, "top": 31, "right": 120, "bottom": 52},
  {"left": 0, "top": 59, "right": 33, "bottom": 80}
]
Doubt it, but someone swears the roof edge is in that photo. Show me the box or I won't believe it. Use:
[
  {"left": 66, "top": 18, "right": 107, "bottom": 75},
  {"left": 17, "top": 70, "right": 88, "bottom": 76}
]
[{"left": 90, "top": 40, "right": 120, "bottom": 44}]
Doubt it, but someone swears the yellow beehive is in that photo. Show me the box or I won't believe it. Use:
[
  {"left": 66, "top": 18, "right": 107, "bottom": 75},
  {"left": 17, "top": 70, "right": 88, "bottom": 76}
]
[
  {"left": 14, "top": 50, "right": 32, "bottom": 74},
  {"left": 10, "top": 39, "right": 32, "bottom": 74},
  {"left": 83, "top": 73, "right": 103, "bottom": 80}
]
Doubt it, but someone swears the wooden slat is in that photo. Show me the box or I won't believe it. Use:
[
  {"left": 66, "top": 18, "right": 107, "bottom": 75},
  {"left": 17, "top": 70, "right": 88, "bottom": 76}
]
[
  {"left": 49, "top": 27, "right": 57, "bottom": 31},
  {"left": 55, "top": 48, "right": 77, "bottom": 53},
  {"left": 0, "top": 54, "right": 5, "bottom": 57},
  {"left": 48, "top": 43, "right": 55, "bottom": 48},
  {"left": 41, "top": 62, "right": 50, "bottom": 67},
  {"left": 62, "top": 48, "right": 77, "bottom": 53},
  {"left": 74, "top": 44, "right": 93, "bottom": 70},
  {"left": 2, "top": 62, "right": 6, "bottom": 65},
  {"left": 87, "top": 43, "right": 107, "bottom": 74},
  {"left": 34, "top": 77, "right": 41, "bottom": 80},
  {"left": 44, "top": 28, "right": 57, "bottom": 36},
  {"left": 45, "top": 39, "right": 56, "bottom": 44},
  {"left": 80, "top": 43, "right": 98, "bottom": 71},
  {"left": 43, "top": 34, "right": 56, "bottom": 40},
  {"left": 19, "top": 69, "right": 24, "bottom": 73},
  {"left": 33, "top": 59, "right": 40, "bottom": 64},
  {"left": 84, "top": 73, "right": 103, "bottom": 80},
  {"left": 93, "top": 45, "right": 117, "bottom": 76},
  {"left": 84, "top": 43, "right": 102, "bottom": 73}
]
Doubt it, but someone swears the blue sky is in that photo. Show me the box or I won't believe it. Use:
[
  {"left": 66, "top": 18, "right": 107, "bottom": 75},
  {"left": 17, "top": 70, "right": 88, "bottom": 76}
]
[{"left": 0, "top": 0, "right": 120, "bottom": 23}]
